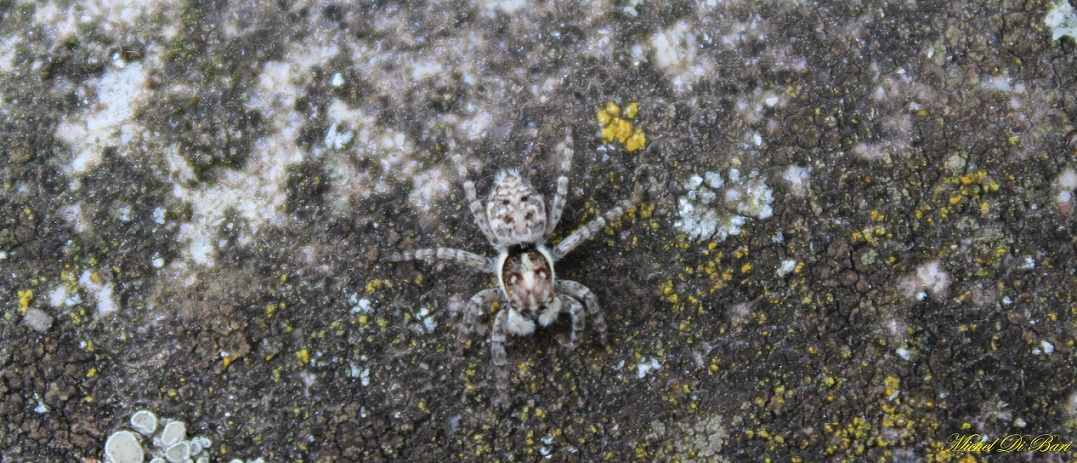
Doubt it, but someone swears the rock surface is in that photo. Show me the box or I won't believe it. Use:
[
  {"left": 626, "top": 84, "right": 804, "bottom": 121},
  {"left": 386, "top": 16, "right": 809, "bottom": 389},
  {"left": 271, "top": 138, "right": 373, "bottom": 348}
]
[{"left": 1, "top": 0, "right": 1076, "bottom": 461}]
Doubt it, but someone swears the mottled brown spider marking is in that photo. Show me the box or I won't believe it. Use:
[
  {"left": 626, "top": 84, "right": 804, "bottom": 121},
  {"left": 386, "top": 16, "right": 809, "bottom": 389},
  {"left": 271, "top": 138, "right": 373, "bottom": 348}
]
[
  {"left": 498, "top": 246, "right": 556, "bottom": 329},
  {"left": 487, "top": 170, "right": 547, "bottom": 247}
]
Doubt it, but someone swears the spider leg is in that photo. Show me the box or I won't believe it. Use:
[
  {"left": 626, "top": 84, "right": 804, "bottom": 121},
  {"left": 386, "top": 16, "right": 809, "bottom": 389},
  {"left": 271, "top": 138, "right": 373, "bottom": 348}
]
[
  {"left": 390, "top": 247, "right": 494, "bottom": 273},
  {"left": 453, "top": 154, "right": 501, "bottom": 249},
  {"left": 550, "top": 294, "right": 585, "bottom": 349},
  {"left": 490, "top": 309, "right": 511, "bottom": 409},
  {"left": 557, "top": 280, "right": 606, "bottom": 345},
  {"left": 537, "top": 295, "right": 563, "bottom": 327},
  {"left": 546, "top": 128, "right": 572, "bottom": 235},
  {"left": 551, "top": 185, "right": 640, "bottom": 260},
  {"left": 460, "top": 288, "right": 500, "bottom": 340}
]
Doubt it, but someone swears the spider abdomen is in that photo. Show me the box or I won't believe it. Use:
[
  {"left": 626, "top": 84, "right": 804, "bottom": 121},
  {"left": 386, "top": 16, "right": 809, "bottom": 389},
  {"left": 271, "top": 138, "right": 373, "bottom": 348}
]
[{"left": 487, "top": 170, "right": 547, "bottom": 247}]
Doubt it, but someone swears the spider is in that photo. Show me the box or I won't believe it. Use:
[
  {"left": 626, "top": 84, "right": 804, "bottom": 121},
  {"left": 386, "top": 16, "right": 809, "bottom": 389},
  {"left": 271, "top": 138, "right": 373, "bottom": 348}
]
[{"left": 391, "top": 128, "right": 639, "bottom": 408}]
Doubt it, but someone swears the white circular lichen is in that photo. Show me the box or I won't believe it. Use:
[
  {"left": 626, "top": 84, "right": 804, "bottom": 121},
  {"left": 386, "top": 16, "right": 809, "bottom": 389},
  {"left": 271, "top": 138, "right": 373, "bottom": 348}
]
[
  {"left": 104, "top": 430, "right": 143, "bottom": 463},
  {"left": 159, "top": 420, "right": 186, "bottom": 446},
  {"left": 164, "top": 441, "right": 190, "bottom": 463},
  {"left": 130, "top": 410, "right": 158, "bottom": 436},
  {"left": 106, "top": 410, "right": 237, "bottom": 463}
]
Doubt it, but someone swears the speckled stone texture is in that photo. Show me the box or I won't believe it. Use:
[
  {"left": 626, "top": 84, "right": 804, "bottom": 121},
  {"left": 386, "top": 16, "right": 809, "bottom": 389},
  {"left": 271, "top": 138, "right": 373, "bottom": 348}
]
[{"left": 1, "top": 0, "right": 1076, "bottom": 461}]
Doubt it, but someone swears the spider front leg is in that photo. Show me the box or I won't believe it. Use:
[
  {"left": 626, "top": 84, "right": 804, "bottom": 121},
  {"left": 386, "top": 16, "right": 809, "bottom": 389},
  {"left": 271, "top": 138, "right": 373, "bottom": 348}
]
[
  {"left": 390, "top": 247, "right": 494, "bottom": 273},
  {"left": 540, "top": 294, "right": 585, "bottom": 349},
  {"left": 546, "top": 128, "right": 573, "bottom": 235},
  {"left": 556, "top": 280, "right": 606, "bottom": 345},
  {"left": 452, "top": 154, "right": 501, "bottom": 249},
  {"left": 490, "top": 309, "right": 511, "bottom": 409},
  {"left": 551, "top": 187, "right": 640, "bottom": 260},
  {"left": 460, "top": 288, "right": 500, "bottom": 340}
]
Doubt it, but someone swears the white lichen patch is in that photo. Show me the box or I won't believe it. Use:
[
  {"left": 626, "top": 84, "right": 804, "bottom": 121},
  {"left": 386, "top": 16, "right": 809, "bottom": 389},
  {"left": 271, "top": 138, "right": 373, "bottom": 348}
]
[
  {"left": 78, "top": 270, "right": 119, "bottom": 317},
  {"left": 852, "top": 114, "right": 914, "bottom": 162},
  {"left": 169, "top": 34, "right": 343, "bottom": 273},
  {"left": 21, "top": 308, "right": 53, "bottom": 334},
  {"left": 410, "top": 306, "right": 439, "bottom": 334},
  {"left": 319, "top": 100, "right": 376, "bottom": 212},
  {"left": 47, "top": 284, "right": 82, "bottom": 308},
  {"left": 980, "top": 72, "right": 1016, "bottom": 92},
  {"left": 104, "top": 430, "right": 143, "bottom": 463},
  {"left": 172, "top": 154, "right": 297, "bottom": 270},
  {"left": 781, "top": 165, "right": 812, "bottom": 197},
  {"left": 1057, "top": 167, "right": 1077, "bottom": 191},
  {"left": 897, "top": 260, "right": 951, "bottom": 301},
  {"left": 32, "top": 0, "right": 170, "bottom": 45},
  {"left": 457, "top": 106, "right": 494, "bottom": 141},
  {"left": 105, "top": 410, "right": 223, "bottom": 463},
  {"left": 1045, "top": 1, "right": 1077, "bottom": 42},
  {"left": 407, "top": 168, "right": 453, "bottom": 222},
  {"left": 584, "top": 26, "right": 616, "bottom": 60},
  {"left": 410, "top": 59, "right": 444, "bottom": 81},
  {"left": 649, "top": 21, "right": 710, "bottom": 92},
  {"left": 0, "top": 35, "right": 20, "bottom": 73},
  {"left": 55, "top": 60, "right": 152, "bottom": 176},
  {"left": 675, "top": 169, "right": 774, "bottom": 242},
  {"left": 318, "top": 95, "right": 424, "bottom": 200},
  {"left": 348, "top": 294, "right": 374, "bottom": 315},
  {"left": 896, "top": 347, "right": 912, "bottom": 361},
  {"left": 476, "top": 0, "right": 528, "bottom": 14},
  {"left": 670, "top": 414, "right": 730, "bottom": 462},
  {"left": 1055, "top": 167, "right": 1076, "bottom": 212},
  {"left": 776, "top": 259, "right": 797, "bottom": 277},
  {"left": 636, "top": 357, "right": 662, "bottom": 379},
  {"left": 347, "top": 355, "right": 372, "bottom": 387},
  {"left": 30, "top": 3, "right": 79, "bottom": 44},
  {"left": 57, "top": 202, "right": 91, "bottom": 234},
  {"left": 323, "top": 122, "right": 354, "bottom": 150}
]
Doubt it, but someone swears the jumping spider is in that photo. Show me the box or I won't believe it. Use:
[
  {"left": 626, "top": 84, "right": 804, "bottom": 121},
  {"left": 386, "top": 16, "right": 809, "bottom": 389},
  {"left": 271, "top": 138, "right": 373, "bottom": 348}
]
[{"left": 392, "top": 129, "right": 639, "bottom": 408}]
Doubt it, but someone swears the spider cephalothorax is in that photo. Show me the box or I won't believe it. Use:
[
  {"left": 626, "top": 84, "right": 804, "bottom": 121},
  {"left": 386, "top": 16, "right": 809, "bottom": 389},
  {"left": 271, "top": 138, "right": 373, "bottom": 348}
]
[
  {"left": 392, "top": 129, "right": 639, "bottom": 408},
  {"left": 498, "top": 244, "right": 557, "bottom": 335}
]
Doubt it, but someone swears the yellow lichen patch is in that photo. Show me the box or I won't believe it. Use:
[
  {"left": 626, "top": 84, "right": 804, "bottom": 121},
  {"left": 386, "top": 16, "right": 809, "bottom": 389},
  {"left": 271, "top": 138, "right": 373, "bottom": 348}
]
[
  {"left": 365, "top": 279, "right": 391, "bottom": 293},
  {"left": 17, "top": 289, "right": 33, "bottom": 313},
  {"left": 295, "top": 349, "right": 310, "bottom": 366},
  {"left": 596, "top": 101, "right": 647, "bottom": 153},
  {"left": 661, "top": 280, "right": 678, "bottom": 304},
  {"left": 883, "top": 376, "right": 900, "bottom": 398},
  {"left": 638, "top": 202, "right": 655, "bottom": 219}
]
